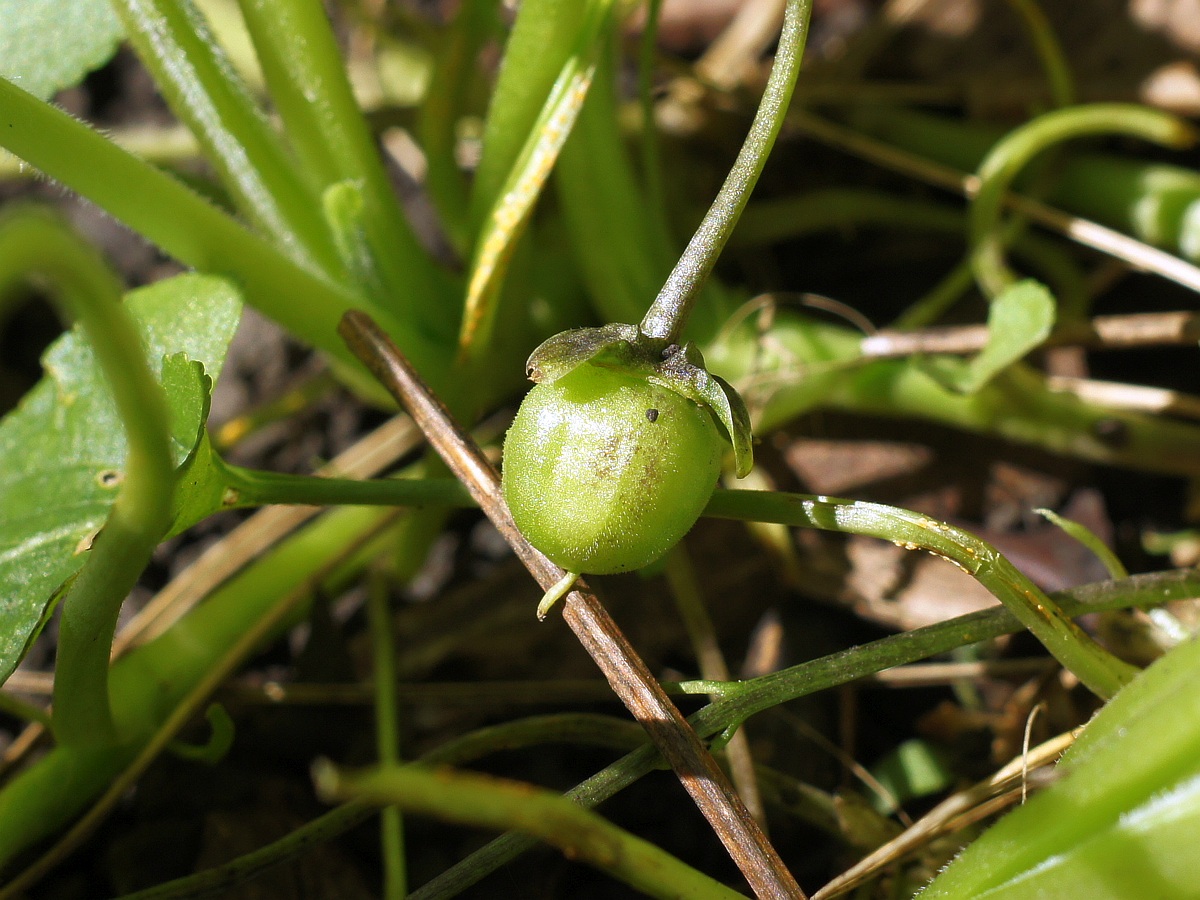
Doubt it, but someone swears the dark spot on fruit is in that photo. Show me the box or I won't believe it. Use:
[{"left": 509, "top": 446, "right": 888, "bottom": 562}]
[
  {"left": 646, "top": 408, "right": 659, "bottom": 423},
  {"left": 97, "top": 470, "right": 122, "bottom": 488}
]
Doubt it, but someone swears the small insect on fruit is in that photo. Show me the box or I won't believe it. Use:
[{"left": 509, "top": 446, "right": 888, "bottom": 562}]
[{"left": 501, "top": 325, "right": 753, "bottom": 618}]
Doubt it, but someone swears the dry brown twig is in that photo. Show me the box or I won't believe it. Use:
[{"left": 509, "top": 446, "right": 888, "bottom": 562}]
[
  {"left": 338, "top": 310, "right": 805, "bottom": 899},
  {"left": 860, "top": 310, "right": 1200, "bottom": 358}
]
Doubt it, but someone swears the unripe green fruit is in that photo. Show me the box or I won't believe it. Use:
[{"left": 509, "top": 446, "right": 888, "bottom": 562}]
[{"left": 502, "top": 363, "right": 723, "bottom": 574}]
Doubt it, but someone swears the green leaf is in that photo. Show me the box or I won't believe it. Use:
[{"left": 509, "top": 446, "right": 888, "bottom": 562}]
[
  {"left": 0, "top": 0, "right": 124, "bottom": 100},
  {"left": 470, "top": 0, "right": 589, "bottom": 222},
  {"left": 0, "top": 274, "right": 241, "bottom": 684},
  {"left": 168, "top": 428, "right": 231, "bottom": 537},
  {"left": 1035, "top": 507, "right": 1128, "bottom": 580},
  {"left": 920, "top": 635, "right": 1200, "bottom": 898},
  {"left": 524, "top": 322, "right": 641, "bottom": 383},
  {"left": 655, "top": 343, "right": 754, "bottom": 478},
  {"left": 869, "top": 738, "right": 954, "bottom": 814},
  {"left": 929, "top": 280, "right": 1056, "bottom": 394},
  {"left": 457, "top": 0, "right": 615, "bottom": 361}
]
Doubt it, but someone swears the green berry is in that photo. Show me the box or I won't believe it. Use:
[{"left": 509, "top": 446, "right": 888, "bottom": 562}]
[{"left": 502, "top": 362, "right": 723, "bottom": 574}]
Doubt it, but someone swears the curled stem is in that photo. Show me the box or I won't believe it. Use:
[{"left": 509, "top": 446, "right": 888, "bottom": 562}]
[
  {"left": 1004, "top": 0, "right": 1074, "bottom": 108},
  {"left": 0, "top": 208, "right": 173, "bottom": 746},
  {"left": 640, "top": 0, "right": 811, "bottom": 343},
  {"left": 971, "top": 103, "right": 1197, "bottom": 297},
  {"left": 706, "top": 490, "right": 1137, "bottom": 698}
]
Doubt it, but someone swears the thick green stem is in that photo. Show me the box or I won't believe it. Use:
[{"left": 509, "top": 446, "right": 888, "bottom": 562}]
[
  {"left": 640, "top": 0, "right": 811, "bottom": 343},
  {"left": 209, "top": 462, "right": 1135, "bottom": 696},
  {"left": 217, "top": 464, "right": 472, "bottom": 511},
  {"left": 0, "top": 209, "right": 173, "bottom": 747},
  {"left": 315, "top": 761, "right": 745, "bottom": 900},
  {"left": 0, "top": 77, "right": 447, "bottom": 384},
  {"left": 706, "top": 490, "right": 1136, "bottom": 698}
]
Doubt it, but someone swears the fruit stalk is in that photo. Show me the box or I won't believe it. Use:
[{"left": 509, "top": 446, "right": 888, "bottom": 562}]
[{"left": 639, "top": 0, "right": 811, "bottom": 344}]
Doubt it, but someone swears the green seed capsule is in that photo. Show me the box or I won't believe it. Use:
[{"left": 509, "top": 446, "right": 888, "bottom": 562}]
[{"left": 502, "top": 362, "right": 723, "bottom": 575}]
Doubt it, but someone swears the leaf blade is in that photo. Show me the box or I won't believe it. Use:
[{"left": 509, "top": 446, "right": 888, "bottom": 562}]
[
  {"left": 0, "top": 0, "right": 123, "bottom": 100},
  {"left": 0, "top": 274, "right": 241, "bottom": 684}
]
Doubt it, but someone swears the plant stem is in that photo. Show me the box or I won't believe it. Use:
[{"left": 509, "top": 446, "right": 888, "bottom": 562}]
[
  {"left": 369, "top": 572, "right": 406, "bottom": 899},
  {"left": 722, "top": 311, "right": 1200, "bottom": 479},
  {"left": 119, "top": 713, "right": 645, "bottom": 899},
  {"left": 792, "top": 109, "right": 1200, "bottom": 295},
  {"left": 414, "top": 568, "right": 1200, "bottom": 897},
  {"left": 728, "top": 187, "right": 1088, "bottom": 322},
  {"left": 1004, "top": 0, "right": 1074, "bottom": 108},
  {"left": 0, "top": 77, "right": 447, "bottom": 383},
  {"left": 640, "top": 0, "right": 811, "bottom": 343},
  {"left": 417, "top": 1, "right": 498, "bottom": 252},
  {"left": 664, "top": 545, "right": 768, "bottom": 827},
  {"left": 0, "top": 509, "right": 404, "bottom": 895},
  {"left": 187, "top": 464, "right": 1165, "bottom": 700},
  {"left": 0, "top": 416, "right": 425, "bottom": 873},
  {"left": 705, "top": 490, "right": 1136, "bottom": 698},
  {"left": 217, "top": 463, "right": 472, "bottom": 511},
  {"left": 556, "top": 49, "right": 678, "bottom": 326},
  {"left": 316, "top": 761, "right": 746, "bottom": 900},
  {"left": 637, "top": 0, "right": 669, "bottom": 230},
  {"left": 970, "top": 104, "right": 1197, "bottom": 297},
  {"left": 0, "top": 123, "right": 199, "bottom": 180},
  {"left": 236, "top": 0, "right": 448, "bottom": 317},
  {"left": 0, "top": 693, "right": 51, "bottom": 729},
  {"left": 457, "top": 0, "right": 615, "bottom": 363},
  {"left": 0, "top": 210, "right": 173, "bottom": 746}
]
